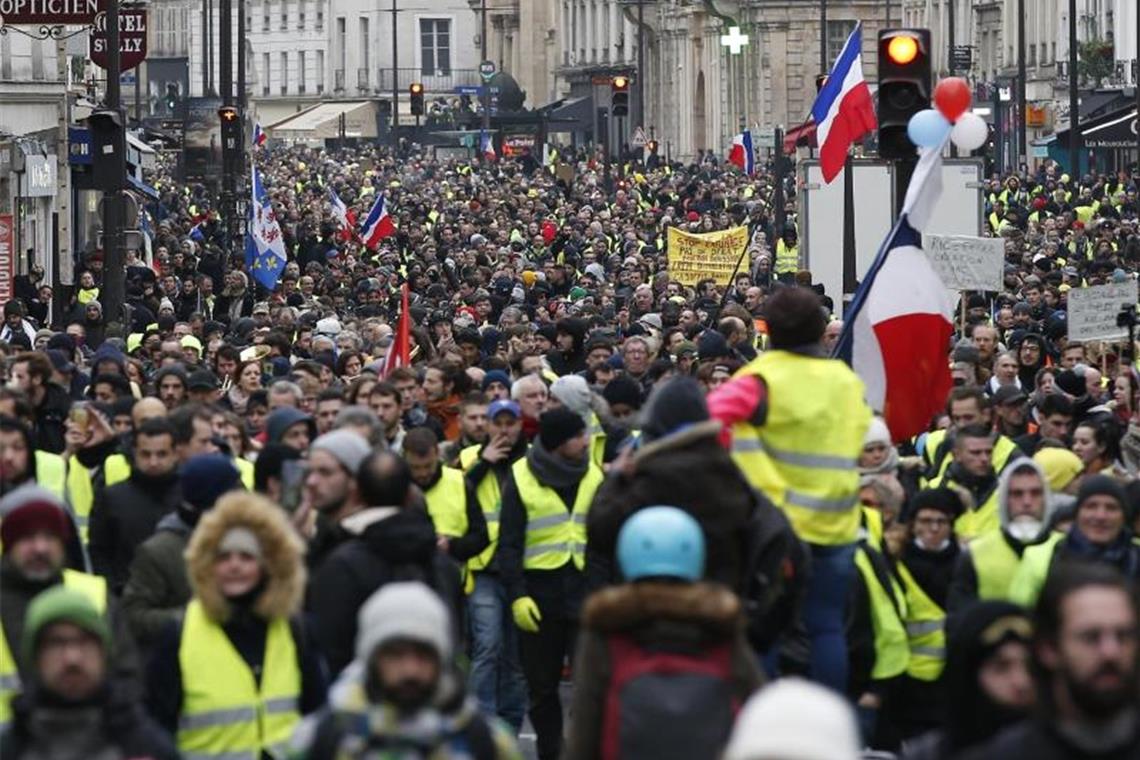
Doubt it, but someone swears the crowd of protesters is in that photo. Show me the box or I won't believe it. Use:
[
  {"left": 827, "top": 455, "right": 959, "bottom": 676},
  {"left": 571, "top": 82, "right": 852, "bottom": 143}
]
[{"left": 0, "top": 140, "right": 1138, "bottom": 760}]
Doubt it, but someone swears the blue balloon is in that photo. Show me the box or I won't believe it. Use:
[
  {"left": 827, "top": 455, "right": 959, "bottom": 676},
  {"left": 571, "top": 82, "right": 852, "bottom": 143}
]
[{"left": 907, "top": 109, "right": 951, "bottom": 148}]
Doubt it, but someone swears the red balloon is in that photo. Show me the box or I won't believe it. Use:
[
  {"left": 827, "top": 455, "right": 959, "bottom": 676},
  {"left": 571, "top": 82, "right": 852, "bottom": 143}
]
[{"left": 934, "top": 77, "right": 972, "bottom": 121}]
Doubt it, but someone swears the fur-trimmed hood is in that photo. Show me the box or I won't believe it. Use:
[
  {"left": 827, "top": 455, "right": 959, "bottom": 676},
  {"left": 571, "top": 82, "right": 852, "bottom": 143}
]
[
  {"left": 583, "top": 581, "right": 742, "bottom": 635},
  {"left": 185, "top": 491, "right": 306, "bottom": 622}
]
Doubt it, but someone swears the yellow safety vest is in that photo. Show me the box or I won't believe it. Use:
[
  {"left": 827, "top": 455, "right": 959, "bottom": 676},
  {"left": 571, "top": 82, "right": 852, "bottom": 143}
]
[
  {"left": 861, "top": 507, "right": 884, "bottom": 552},
  {"left": 927, "top": 434, "right": 1019, "bottom": 486},
  {"left": 65, "top": 455, "right": 94, "bottom": 542},
  {"left": 951, "top": 487, "right": 1001, "bottom": 542},
  {"left": 854, "top": 545, "right": 910, "bottom": 680},
  {"left": 968, "top": 530, "right": 1021, "bottom": 601},
  {"left": 730, "top": 351, "right": 870, "bottom": 546},
  {"left": 424, "top": 467, "right": 469, "bottom": 538},
  {"left": 177, "top": 599, "right": 301, "bottom": 760},
  {"left": 587, "top": 413, "right": 606, "bottom": 469},
  {"left": 1008, "top": 532, "right": 1065, "bottom": 608},
  {"left": 460, "top": 445, "right": 501, "bottom": 572},
  {"left": 513, "top": 457, "right": 603, "bottom": 572},
  {"left": 105, "top": 453, "right": 131, "bottom": 487},
  {"left": 34, "top": 451, "right": 66, "bottom": 503},
  {"left": 896, "top": 561, "right": 946, "bottom": 682},
  {"left": 234, "top": 458, "right": 255, "bottom": 490},
  {"left": 0, "top": 570, "right": 107, "bottom": 731},
  {"left": 775, "top": 239, "right": 799, "bottom": 274}
]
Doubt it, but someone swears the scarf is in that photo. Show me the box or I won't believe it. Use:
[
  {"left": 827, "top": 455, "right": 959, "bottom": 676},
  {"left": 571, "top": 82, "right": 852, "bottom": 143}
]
[
  {"left": 1063, "top": 527, "right": 1140, "bottom": 577},
  {"left": 525, "top": 438, "right": 588, "bottom": 489}
]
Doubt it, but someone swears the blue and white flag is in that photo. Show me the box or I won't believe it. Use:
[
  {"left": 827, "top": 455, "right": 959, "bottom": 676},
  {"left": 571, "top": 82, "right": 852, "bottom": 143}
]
[{"left": 246, "top": 161, "right": 287, "bottom": 290}]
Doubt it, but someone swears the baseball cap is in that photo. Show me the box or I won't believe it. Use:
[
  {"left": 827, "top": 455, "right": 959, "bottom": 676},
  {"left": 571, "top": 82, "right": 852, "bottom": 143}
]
[
  {"left": 487, "top": 399, "right": 521, "bottom": 420},
  {"left": 992, "top": 385, "right": 1028, "bottom": 406}
]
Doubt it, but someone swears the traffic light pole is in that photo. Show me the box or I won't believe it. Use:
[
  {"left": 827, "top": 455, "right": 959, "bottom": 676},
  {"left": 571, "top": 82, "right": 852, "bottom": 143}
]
[
  {"left": 481, "top": 0, "right": 491, "bottom": 161},
  {"left": 220, "top": 0, "right": 236, "bottom": 252},
  {"left": 100, "top": 0, "right": 127, "bottom": 328},
  {"left": 1016, "top": 0, "right": 1027, "bottom": 170},
  {"left": 1068, "top": 0, "right": 1079, "bottom": 176},
  {"left": 391, "top": 0, "right": 399, "bottom": 150}
]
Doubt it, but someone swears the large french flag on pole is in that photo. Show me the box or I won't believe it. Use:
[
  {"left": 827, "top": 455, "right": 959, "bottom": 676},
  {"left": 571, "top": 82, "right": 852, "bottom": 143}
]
[
  {"left": 359, "top": 194, "right": 395, "bottom": 249},
  {"left": 728, "top": 129, "right": 755, "bottom": 174},
  {"left": 833, "top": 138, "right": 954, "bottom": 442},
  {"left": 810, "top": 23, "right": 877, "bottom": 183}
]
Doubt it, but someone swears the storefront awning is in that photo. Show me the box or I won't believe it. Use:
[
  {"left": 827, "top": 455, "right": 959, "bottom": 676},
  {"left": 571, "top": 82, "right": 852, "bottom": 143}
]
[
  {"left": 1082, "top": 109, "right": 1138, "bottom": 149},
  {"left": 267, "top": 101, "right": 378, "bottom": 140},
  {"left": 128, "top": 174, "right": 159, "bottom": 200},
  {"left": 541, "top": 96, "right": 593, "bottom": 133}
]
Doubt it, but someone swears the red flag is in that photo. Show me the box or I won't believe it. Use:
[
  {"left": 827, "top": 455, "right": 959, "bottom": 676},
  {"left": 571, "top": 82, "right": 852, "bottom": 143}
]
[{"left": 381, "top": 283, "right": 411, "bottom": 377}]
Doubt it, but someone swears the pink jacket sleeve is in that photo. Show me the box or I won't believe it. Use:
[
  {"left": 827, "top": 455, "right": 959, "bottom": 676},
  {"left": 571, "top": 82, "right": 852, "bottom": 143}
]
[{"left": 707, "top": 375, "right": 766, "bottom": 448}]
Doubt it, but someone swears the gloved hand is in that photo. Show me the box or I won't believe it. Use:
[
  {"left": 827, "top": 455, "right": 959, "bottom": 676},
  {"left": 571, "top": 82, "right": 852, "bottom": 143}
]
[{"left": 512, "top": 596, "right": 542, "bottom": 633}]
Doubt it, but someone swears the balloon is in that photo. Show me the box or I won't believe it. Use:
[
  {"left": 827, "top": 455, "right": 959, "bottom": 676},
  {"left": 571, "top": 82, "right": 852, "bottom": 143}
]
[
  {"left": 950, "top": 113, "right": 988, "bottom": 152},
  {"left": 933, "top": 77, "right": 972, "bottom": 121},
  {"left": 907, "top": 109, "right": 952, "bottom": 148}
]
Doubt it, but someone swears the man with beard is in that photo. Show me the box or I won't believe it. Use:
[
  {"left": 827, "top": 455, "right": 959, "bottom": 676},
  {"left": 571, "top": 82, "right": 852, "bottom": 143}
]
[
  {"left": 303, "top": 429, "right": 371, "bottom": 570},
  {"left": 958, "top": 564, "right": 1140, "bottom": 760},
  {"left": 294, "top": 582, "right": 520, "bottom": 758},
  {"left": 931, "top": 425, "right": 1003, "bottom": 541},
  {"left": 0, "top": 588, "right": 176, "bottom": 759}
]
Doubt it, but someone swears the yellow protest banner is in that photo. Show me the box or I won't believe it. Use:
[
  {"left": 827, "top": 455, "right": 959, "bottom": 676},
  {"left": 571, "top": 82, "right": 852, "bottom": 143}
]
[{"left": 666, "top": 225, "right": 749, "bottom": 286}]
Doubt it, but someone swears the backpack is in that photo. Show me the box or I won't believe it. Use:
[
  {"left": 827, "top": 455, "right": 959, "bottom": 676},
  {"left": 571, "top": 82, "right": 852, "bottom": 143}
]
[{"left": 600, "top": 634, "right": 739, "bottom": 760}]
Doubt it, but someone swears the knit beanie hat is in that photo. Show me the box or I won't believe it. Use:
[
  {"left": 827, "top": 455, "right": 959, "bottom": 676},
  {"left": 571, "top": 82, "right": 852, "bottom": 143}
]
[
  {"left": 1076, "top": 474, "right": 1127, "bottom": 515},
  {"left": 482, "top": 370, "right": 511, "bottom": 392},
  {"left": 864, "top": 416, "right": 892, "bottom": 448},
  {"left": 601, "top": 375, "right": 643, "bottom": 410},
  {"left": 181, "top": 453, "right": 243, "bottom": 512},
  {"left": 355, "top": 582, "right": 452, "bottom": 663},
  {"left": 538, "top": 408, "right": 587, "bottom": 451},
  {"left": 311, "top": 429, "right": 371, "bottom": 476},
  {"left": 0, "top": 487, "right": 71, "bottom": 549},
  {"left": 640, "top": 377, "right": 709, "bottom": 443},
  {"left": 906, "top": 487, "right": 963, "bottom": 522},
  {"left": 723, "top": 678, "right": 860, "bottom": 760},
  {"left": 550, "top": 375, "right": 594, "bottom": 422},
  {"left": 22, "top": 586, "right": 111, "bottom": 665},
  {"left": 1032, "top": 447, "right": 1084, "bottom": 493}
]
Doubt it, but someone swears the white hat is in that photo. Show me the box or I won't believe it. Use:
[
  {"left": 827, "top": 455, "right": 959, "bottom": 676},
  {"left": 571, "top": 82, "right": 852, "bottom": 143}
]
[
  {"left": 723, "top": 679, "right": 860, "bottom": 760},
  {"left": 863, "top": 416, "right": 891, "bottom": 449},
  {"left": 315, "top": 317, "right": 342, "bottom": 337},
  {"left": 355, "top": 582, "right": 452, "bottom": 663},
  {"left": 550, "top": 375, "right": 594, "bottom": 423}
]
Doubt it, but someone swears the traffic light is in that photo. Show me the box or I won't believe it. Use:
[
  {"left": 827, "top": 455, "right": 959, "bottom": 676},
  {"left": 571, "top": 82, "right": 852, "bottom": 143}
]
[
  {"left": 646, "top": 139, "right": 658, "bottom": 154},
  {"left": 87, "top": 109, "right": 126, "bottom": 191},
  {"left": 611, "top": 75, "right": 630, "bottom": 117},
  {"left": 164, "top": 83, "right": 179, "bottom": 113},
  {"left": 218, "top": 105, "right": 242, "bottom": 163},
  {"left": 409, "top": 83, "right": 425, "bottom": 116},
  {"left": 876, "top": 28, "right": 932, "bottom": 160}
]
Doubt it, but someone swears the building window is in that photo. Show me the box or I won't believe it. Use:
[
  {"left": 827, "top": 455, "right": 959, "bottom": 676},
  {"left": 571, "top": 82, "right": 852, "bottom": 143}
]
[
  {"left": 337, "top": 16, "right": 346, "bottom": 73},
  {"left": 298, "top": 50, "right": 306, "bottom": 92},
  {"left": 826, "top": 20, "right": 857, "bottom": 66},
  {"left": 262, "top": 10, "right": 270, "bottom": 31},
  {"left": 420, "top": 18, "right": 451, "bottom": 75},
  {"left": 262, "top": 52, "right": 270, "bottom": 94},
  {"left": 360, "top": 17, "right": 369, "bottom": 72},
  {"left": 280, "top": 51, "right": 288, "bottom": 93},
  {"left": 316, "top": 10, "right": 323, "bottom": 30},
  {"left": 317, "top": 50, "right": 325, "bottom": 93},
  {"left": 280, "top": 5, "right": 288, "bottom": 30}
]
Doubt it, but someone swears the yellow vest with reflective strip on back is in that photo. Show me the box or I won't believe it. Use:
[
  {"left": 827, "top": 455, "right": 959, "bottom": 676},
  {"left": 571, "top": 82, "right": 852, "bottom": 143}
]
[
  {"left": 969, "top": 529, "right": 1021, "bottom": 601},
  {"left": 730, "top": 351, "right": 870, "bottom": 546},
  {"left": 896, "top": 561, "right": 946, "bottom": 682},
  {"left": 34, "top": 450, "right": 66, "bottom": 502},
  {"left": 65, "top": 455, "right": 93, "bottom": 542},
  {"left": 775, "top": 239, "right": 799, "bottom": 274},
  {"left": 176, "top": 599, "right": 300, "bottom": 760},
  {"left": 424, "top": 466, "right": 469, "bottom": 538},
  {"left": 854, "top": 545, "right": 909, "bottom": 680},
  {"left": 460, "top": 444, "right": 502, "bottom": 572},
  {"left": 0, "top": 570, "right": 107, "bottom": 731},
  {"left": 513, "top": 457, "right": 603, "bottom": 572}
]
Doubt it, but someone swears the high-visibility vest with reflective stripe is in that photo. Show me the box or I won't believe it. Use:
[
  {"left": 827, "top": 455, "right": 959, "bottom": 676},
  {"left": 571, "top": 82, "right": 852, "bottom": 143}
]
[
  {"left": 1008, "top": 532, "right": 1065, "bottom": 608},
  {"left": 587, "top": 413, "right": 606, "bottom": 468},
  {"left": 969, "top": 529, "right": 1021, "bottom": 601},
  {"left": 730, "top": 351, "right": 870, "bottom": 546},
  {"left": 177, "top": 599, "right": 300, "bottom": 759},
  {"left": 234, "top": 458, "right": 255, "bottom": 490},
  {"left": 424, "top": 467, "right": 469, "bottom": 538},
  {"left": 34, "top": 451, "right": 66, "bottom": 502},
  {"left": 896, "top": 561, "right": 946, "bottom": 682},
  {"left": 854, "top": 545, "right": 910, "bottom": 680},
  {"left": 927, "top": 434, "right": 1019, "bottom": 486},
  {"left": 513, "top": 457, "right": 603, "bottom": 572},
  {"left": 460, "top": 444, "right": 502, "bottom": 572},
  {"left": 0, "top": 570, "right": 107, "bottom": 731},
  {"left": 105, "top": 453, "right": 131, "bottom": 487},
  {"left": 66, "top": 455, "right": 94, "bottom": 541},
  {"left": 775, "top": 239, "right": 799, "bottom": 274}
]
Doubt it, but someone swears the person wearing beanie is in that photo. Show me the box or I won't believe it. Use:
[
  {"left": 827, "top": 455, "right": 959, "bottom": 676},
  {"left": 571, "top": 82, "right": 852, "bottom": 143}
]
[
  {"left": 565, "top": 507, "right": 763, "bottom": 760},
  {"left": 145, "top": 492, "right": 326, "bottom": 756},
  {"left": 304, "top": 429, "right": 371, "bottom": 570},
  {"left": 497, "top": 408, "right": 604, "bottom": 760},
  {"left": 88, "top": 417, "right": 183, "bottom": 595},
  {"left": 307, "top": 450, "right": 464, "bottom": 678},
  {"left": 1009, "top": 474, "right": 1140, "bottom": 607},
  {"left": 533, "top": 324, "right": 558, "bottom": 355},
  {"left": 293, "top": 582, "right": 521, "bottom": 759},
  {"left": 0, "top": 587, "right": 178, "bottom": 760},
  {"left": 0, "top": 490, "right": 142, "bottom": 725},
  {"left": 902, "top": 602, "right": 1035, "bottom": 760},
  {"left": 723, "top": 678, "right": 861, "bottom": 760},
  {"left": 708, "top": 285, "right": 872, "bottom": 694},
  {"left": 548, "top": 374, "right": 628, "bottom": 467},
  {"left": 860, "top": 415, "right": 900, "bottom": 475},
  {"left": 893, "top": 487, "right": 964, "bottom": 739},
  {"left": 119, "top": 453, "right": 244, "bottom": 650},
  {"left": 947, "top": 457, "right": 1060, "bottom": 614},
  {"left": 482, "top": 369, "right": 512, "bottom": 401},
  {"left": 600, "top": 374, "right": 643, "bottom": 423},
  {"left": 1033, "top": 446, "right": 1084, "bottom": 495}
]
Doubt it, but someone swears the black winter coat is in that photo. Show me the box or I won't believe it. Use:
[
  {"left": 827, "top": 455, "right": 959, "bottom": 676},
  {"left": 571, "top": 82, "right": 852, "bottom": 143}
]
[{"left": 88, "top": 470, "right": 182, "bottom": 594}]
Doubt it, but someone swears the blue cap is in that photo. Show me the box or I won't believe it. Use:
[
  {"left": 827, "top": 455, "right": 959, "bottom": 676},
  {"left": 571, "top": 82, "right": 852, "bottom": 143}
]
[{"left": 487, "top": 399, "right": 521, "bottom": 420}]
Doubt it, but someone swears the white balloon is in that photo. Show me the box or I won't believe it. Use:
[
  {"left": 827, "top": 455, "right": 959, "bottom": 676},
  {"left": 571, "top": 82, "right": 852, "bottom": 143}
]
[{"left": 951, "top": 113, "right": 988, "bottom": 152}]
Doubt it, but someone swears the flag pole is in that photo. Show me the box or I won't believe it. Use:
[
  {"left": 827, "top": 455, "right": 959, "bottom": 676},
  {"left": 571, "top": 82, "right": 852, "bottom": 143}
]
[
  {"left": 713, "top": 235, "right": 753, "bottom": 325},
  {"left": 842, "top": 154, "right": 857, "bottom": 297}
]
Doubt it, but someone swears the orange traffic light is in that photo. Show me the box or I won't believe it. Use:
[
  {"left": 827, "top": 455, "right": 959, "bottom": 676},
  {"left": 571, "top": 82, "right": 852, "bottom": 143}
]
[
  {"left": 886, "top": 35, "right": 919, "bottom": 65},
  {"left": 218, "top": 105, "right": 239, "bottom": 121},
  {"left": 612, "top": 75, "right": 629, "bottom": 91},
  {"left": 409, "top": 82, "right": 424, "bottom": 95}
]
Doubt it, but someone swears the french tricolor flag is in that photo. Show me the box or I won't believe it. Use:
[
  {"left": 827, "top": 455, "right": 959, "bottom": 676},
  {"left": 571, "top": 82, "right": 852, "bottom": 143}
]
[
  {"left": 810, "top": 23, "right": 877, "bottom": 183},
  {"left": 834, "top": 138, "right": 954, "bottom": 442},
  {"left": 253, "top": 122, "right": 267, "bottom": 147},
  {"left": 359, "top": 194, "right": 395, "bottom": 249},
  {"left": 728, "top": 130, "right": 755, "bottom": 175},
  {"left": 480, "top": 130, "right": 496, "bottom": 161}
]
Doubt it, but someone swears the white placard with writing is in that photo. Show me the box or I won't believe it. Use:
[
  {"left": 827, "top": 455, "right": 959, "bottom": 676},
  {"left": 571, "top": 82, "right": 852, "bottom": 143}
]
[
  {"left": 1067, "top": 282, "right": 1140, "bottom": 342},
  {"left": 922, "top": 234, "right": 1004, "bottom": 292}
]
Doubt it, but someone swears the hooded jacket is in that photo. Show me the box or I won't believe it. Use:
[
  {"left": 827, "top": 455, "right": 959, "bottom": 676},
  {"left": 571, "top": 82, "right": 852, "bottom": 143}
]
[
  {"left": 947, "top": 457, "right": 1058, "bottom": 612},
  {"left": 120, "top": 510, "right": 194, "bottom": 650},
  {"left": 306, "top": 507, "right": 464, "bottom": 677},
  {"left": 145, "top": 492, "right": 327, "bottom": 734}
]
